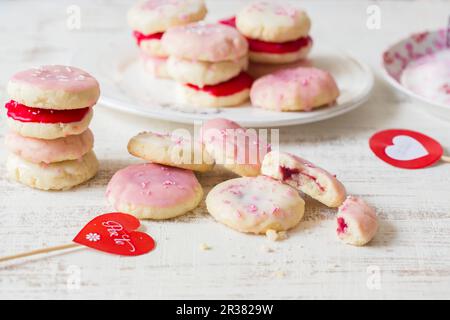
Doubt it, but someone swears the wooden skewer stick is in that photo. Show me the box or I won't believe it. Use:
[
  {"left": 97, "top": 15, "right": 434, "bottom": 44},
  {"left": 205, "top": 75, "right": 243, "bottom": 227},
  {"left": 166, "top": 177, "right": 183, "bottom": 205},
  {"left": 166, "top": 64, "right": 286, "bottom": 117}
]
[
  {"left": 0, "top": 243, "right": 80, "bottom": 263},
  {"left": 442, "top": 155, "right": 450, "bottom": 163}
]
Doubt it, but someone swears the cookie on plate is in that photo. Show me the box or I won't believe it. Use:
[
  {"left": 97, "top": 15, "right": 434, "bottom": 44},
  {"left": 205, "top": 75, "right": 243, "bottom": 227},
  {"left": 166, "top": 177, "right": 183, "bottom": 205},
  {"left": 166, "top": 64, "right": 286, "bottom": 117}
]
[
  {"left": 127, "top": 131, "right": 214, "bottom": 172},
  {"left": 250, "top": 67, "right": 339, "bottom": 112},
  {"left": 128, "top": 0, "right": 207, "bottom": 57},
  {"left": 206, "top": 176, "right": 305, "bottom": 234},
  {"left": 163, "top": 23, "right": 252, "bottom": 107},
  {"left": 106, "top": 163, "right": 203, "bottom": 220},
  {"left": 235, "top": 1, "right": 312, "bottom": 64}
]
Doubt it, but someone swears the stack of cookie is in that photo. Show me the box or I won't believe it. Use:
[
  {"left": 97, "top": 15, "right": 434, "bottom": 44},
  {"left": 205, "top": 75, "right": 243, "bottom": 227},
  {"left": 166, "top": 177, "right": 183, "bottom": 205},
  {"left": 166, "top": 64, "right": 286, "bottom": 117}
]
[
  {"left": 4, "top": 65, "right": 100, "bottom": 191},
  {"left": 162, "top": 23, "right": 253, "bottom": 107},
  {"left": 127, "top": 0, "right": 207, "bottom": 78}
]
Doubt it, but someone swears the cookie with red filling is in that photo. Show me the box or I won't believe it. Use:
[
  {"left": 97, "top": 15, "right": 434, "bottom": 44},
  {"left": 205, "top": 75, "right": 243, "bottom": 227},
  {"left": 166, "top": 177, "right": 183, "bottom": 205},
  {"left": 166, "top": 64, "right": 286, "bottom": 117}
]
[{"left": 234, "top": 1, "right": 312, "bottom": 64}]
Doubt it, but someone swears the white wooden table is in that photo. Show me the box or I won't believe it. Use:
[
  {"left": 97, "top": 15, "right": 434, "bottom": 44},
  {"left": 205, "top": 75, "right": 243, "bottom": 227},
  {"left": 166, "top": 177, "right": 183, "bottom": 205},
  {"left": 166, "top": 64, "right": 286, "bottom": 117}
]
[{"left": 1, "top": 0, "right": 449, "bottom": 300}]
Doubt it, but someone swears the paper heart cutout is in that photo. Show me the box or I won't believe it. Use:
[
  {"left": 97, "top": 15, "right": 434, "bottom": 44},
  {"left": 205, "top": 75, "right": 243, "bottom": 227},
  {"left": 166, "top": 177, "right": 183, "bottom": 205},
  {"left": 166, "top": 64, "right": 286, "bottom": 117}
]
[
  {"left": 385, "top": 135, "right": 429, "bottom": 161},
  {"left": 73, "top": 213, "right": 155, "bottom": 256},
  {"left": 369, "top": 129, "right": 443, "bottom": 169}
]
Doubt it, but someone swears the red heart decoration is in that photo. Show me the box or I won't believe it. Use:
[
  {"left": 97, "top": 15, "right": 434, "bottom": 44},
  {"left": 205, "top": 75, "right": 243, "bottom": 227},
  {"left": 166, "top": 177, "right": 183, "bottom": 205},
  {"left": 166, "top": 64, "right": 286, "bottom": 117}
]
[
  {"left": 369, "top": 129, "right": 443, "bottom": 169},
  {"left": 73, "top": 213, "right": 155, "bottom": 256}
]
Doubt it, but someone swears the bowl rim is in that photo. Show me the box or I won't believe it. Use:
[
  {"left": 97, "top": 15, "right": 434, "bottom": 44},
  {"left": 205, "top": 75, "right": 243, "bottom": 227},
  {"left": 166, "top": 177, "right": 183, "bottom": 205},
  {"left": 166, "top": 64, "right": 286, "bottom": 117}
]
[{"left": 381, "top": 28, "right": 449, "bottom": 111}]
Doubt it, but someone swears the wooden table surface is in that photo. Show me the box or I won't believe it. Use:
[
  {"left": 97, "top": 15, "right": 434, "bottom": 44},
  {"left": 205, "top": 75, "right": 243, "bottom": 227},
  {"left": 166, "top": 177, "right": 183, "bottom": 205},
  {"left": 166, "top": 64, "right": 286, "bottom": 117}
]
[{"left": 0, "top": 0, "right": 449, "bottom": 299}]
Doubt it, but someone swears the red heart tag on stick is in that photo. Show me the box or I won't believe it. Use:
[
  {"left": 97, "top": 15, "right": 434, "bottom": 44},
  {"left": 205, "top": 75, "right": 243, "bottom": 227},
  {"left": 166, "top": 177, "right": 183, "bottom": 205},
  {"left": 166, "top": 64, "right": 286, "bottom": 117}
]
[
  {"left": 369, "top": 129, "right": 443, "bottom": 169},
  {"left": 73, "top": 213, "right": 155, "bottom": 256}
]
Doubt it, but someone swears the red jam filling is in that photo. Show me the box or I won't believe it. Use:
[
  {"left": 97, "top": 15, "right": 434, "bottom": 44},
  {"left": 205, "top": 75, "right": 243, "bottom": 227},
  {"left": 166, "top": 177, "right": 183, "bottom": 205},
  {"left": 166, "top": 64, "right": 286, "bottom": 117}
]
[
  {"left": 337, "top": 217, "right": 348, "bottom": 234},
  {"left": 280, "top": 166, "right": 325, "bottom": 192},
  {"left": 218, "top": 16, "right": 312, "bottom": 54},
  {"left": 133, "top": 30, "right": 164, "bottom": 46},
  {"left": 186, "top": 72, "right": 254, "bottom": 97},
  {"left": 5, "top": 100, "right": 90, "bottom": 124}
]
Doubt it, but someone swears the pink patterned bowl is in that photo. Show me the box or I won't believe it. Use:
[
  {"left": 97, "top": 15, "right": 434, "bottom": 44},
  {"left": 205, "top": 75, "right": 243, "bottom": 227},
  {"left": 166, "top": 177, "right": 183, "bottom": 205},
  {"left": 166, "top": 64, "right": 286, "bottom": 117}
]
[{"left": 382, "top": 29, "right": 450, "bottom": 119}]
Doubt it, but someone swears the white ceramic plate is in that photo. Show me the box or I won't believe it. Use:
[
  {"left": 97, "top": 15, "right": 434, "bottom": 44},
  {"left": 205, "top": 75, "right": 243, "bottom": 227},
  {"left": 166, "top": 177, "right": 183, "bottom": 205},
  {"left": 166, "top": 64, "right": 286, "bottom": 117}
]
[
  {"left": 74, "top": 35, "right": 373, "bottom": 127},
  {"left": 382, "top": 29, "right": 450, "bottom": 120}
]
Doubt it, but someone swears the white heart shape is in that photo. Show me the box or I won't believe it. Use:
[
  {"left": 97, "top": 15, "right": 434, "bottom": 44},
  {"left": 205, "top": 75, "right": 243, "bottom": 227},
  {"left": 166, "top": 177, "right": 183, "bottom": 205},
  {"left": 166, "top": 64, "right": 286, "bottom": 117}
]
[{"left": 385, "top": 135, "right": 429, "bottom": 161}]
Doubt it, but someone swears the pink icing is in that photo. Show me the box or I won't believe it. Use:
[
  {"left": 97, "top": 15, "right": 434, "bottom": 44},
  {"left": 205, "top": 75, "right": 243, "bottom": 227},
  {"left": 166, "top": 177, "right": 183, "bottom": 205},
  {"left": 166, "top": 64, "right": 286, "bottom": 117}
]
[
  {"left": 162, "top": 23, "right": 248, "bottom": 62},
  {"left": 250, "top": 67, "right": 339, "bottom": 111},
  {"left": 5, "top": 129, "right": 93, "bottom": 164},
  {"left": 106, "top": 163, "right": 200, "bottom": 208},
  {"left": 200, "top": 118, "right": 270, "bottom": 167},
  {"left": 337, "top": 196, "right": 378, "bottom": 238},
  {"left": 10, "top": 65, "right": 100, "bottom": 93}
]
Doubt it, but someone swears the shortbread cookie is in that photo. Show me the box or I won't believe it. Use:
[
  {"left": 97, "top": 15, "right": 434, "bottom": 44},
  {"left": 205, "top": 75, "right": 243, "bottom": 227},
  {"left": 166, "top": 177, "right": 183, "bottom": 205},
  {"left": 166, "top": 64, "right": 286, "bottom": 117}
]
[
  {"left": 141, "top": 54, "right": 170, "bottom": 78},
  {"left": 167, "top": 55, "right": 248, "bottom": 86},
  {"left": 162, "top": 23, "right": 248, "bottom": 62},
  {"left": 206, "top": 176, "right": 305, "bottom": 234},
  {"left": 7, "top": 65, "right": 100, "bottom": 110},
  {"left": 251, "top": 67, "right": 339, "bottom": 111},
  {"left": 337, "top": 196, "right": 378, "bottom": 246},
  {"left": 106, "top": 163, "right": 203, "bottom": 220},
  {"left": 200, "top": 118, "right": 270, "bottom": 176},
  {"left": 127, "top": 131, "right": 214, "bottom": 172},
  {"left": 5, "top": 129, "right": 94, "bottom": 164},
  {"left": 128, "top": 0, "right": 207, "bottom": 36},
  {"left": 178, "top": 72, "right": 253, "bottom": 108},
  {"left": 7, "top": 151, "right": 99, "bottom": 191},
  {"left": 236, "top": 1, "right": 311, "bottom": 43},
  {"left": 6, "top": 104, "right": 93, "bottom": 140},
  {"left": 261, "top": 151, "right": 346, "bottom": 207}
]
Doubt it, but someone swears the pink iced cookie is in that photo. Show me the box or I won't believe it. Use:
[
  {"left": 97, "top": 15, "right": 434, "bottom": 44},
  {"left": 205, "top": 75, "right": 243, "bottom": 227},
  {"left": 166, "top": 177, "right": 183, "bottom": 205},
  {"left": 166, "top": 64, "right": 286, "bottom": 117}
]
[
  {"left": 336, "top": 196, "right": 378, "bottom": 246},
  {"left": 5, "top": 129, "right": 94, "bottom": 164},
  {"left": 206, "top": 176, "right": 305, "bottom": 234},
  {"left": 261, "top": 151, "right": 346, "bottom": 207},
  {"left": 250, "top": 67, "right": 339, "bottom": 111},
  {"left": 7, "top": 65, "right": 100, "bottom": 110},
  {"left": 106, "top": 163, "right": 203, "bottom": 220},
  {"left": 200, "top": 118, "right": 270, "bottom": 177},
  {"left": 162, "top": 23, "right": 248, "bottom": 62}
]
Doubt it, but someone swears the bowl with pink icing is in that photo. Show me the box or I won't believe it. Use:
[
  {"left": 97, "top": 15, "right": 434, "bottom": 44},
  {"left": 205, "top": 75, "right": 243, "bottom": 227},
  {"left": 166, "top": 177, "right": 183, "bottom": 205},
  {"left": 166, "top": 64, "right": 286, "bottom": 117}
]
[{"left": 382, "top": 29, "right": 450, "bottom": 118}]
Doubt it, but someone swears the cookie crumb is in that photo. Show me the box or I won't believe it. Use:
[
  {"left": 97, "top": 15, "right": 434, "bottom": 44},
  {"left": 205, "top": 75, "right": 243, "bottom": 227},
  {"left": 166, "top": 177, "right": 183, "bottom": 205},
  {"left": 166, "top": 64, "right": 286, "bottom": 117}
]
[
  {"left": 265, "top": 229, "right": 288, "bottom": 241},
  {"left": 199, "top": 243, "right": 211, "bottom": 251},
  {"left": 261, "top": 245, "right": 274, "bottom": 253}
]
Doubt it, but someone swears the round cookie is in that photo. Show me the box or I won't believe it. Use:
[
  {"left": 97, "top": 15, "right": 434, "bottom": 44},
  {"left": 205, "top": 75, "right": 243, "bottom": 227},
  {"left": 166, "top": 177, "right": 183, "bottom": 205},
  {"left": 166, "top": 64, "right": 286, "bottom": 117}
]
[
  {"left": 6, "top": 151, "right": 99, "bottom": 191},
  {"left": 178, "top": 72, "right": 253, "bottom": 108},
  {"left": 141, "top": 54, "right": 170, "bottom": 78},
  {"left": 236, "top": 1, "right": 311, "bottom": 43},
  {"left": 6, "top": 107, "right": 93, "bottom": 140},
  {"left": 206, "top": 176, "right": 305, "bottom": 234},
  {"left": 128, "top": 0, "right": 207, "bottom": 36},
  {"left": 127, "top": 131, "right": 214, "bottom": 172},
  {"left": 337, "top": 196, "right": 378, "bottom": 246},
  {"left": 5, "top": 129, "right": 94, "bottom": 164},
  {"left": 167, "top": 55, "right": 248, "bottom": 86},
  {"left": 106, "top": 163, "right": 203, "bottom": 220},
  {"left": 250, "top": 67, "right": 340, "bottom": 111},
  {"left": 7, "top": 65, "right": 100, "bottom": 110},
  {"left": 162, "top": 23, "right": 248, "bottom": 62},
  {"left": 261, "top": 151, "right": 346, "bottom": 208},
  {"left": 200, "top": 118, "right": 270, "bottom": 176}
]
